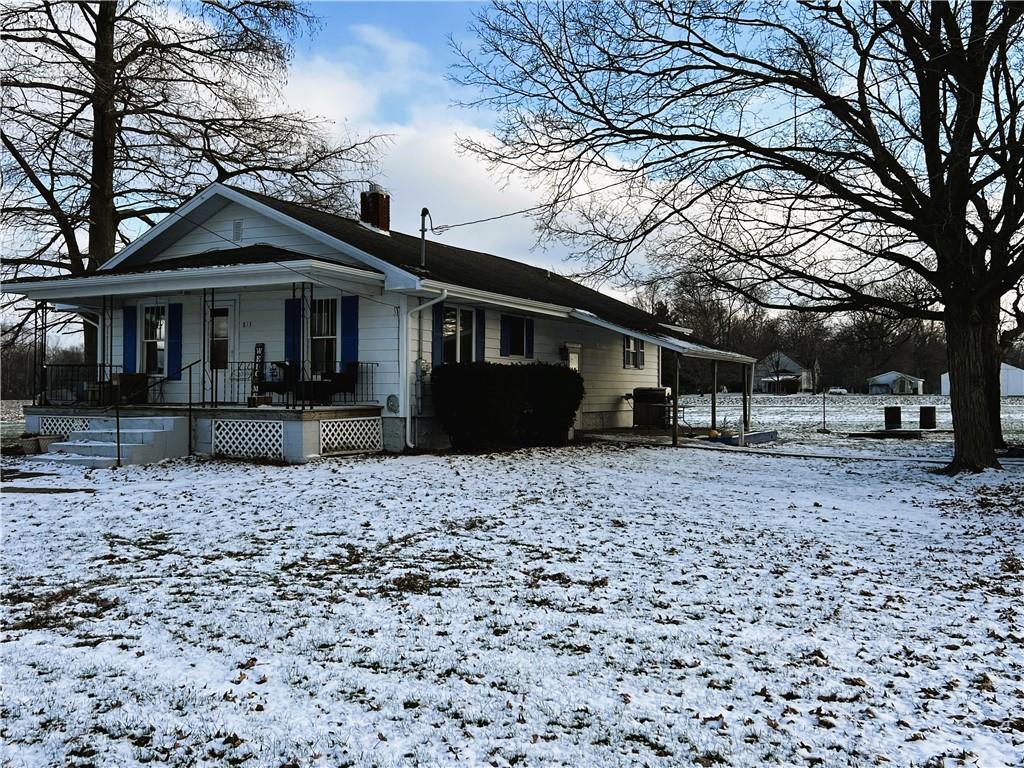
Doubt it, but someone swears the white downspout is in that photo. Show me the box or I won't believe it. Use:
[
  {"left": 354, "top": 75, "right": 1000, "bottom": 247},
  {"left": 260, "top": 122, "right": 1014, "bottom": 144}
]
[{"left": 405, "top": 289, "right": 448, "bottom": 449}]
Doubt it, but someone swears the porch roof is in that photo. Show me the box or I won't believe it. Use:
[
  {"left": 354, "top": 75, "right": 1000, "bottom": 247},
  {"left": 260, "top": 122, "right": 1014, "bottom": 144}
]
[{"left": 3, "top": 251, "right": 385, "bottom": 301}]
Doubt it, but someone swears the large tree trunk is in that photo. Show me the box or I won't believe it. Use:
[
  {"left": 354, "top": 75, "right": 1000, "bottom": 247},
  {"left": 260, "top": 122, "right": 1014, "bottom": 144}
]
[
  {"left": 981, "top": 296, "right": 1006, "bottom": 449},
  {"left": 944, "top": 302, "right": 1000, "bottom": 472},
  {"left": 84, "top": 1, "right": 118, "bottom": 366}
]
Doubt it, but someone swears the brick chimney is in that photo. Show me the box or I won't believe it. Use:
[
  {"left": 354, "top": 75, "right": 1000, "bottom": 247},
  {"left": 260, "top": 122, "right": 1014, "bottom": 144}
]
[{"left": 359, "top": 183, "right": 390, "bottom": 231}]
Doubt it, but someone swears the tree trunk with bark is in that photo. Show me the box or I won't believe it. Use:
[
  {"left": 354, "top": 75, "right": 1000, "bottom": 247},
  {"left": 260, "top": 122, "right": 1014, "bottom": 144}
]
[
  {"left": 944, "top": 301, "right": 1000, "bottom": 472},
  {"left": 82, "top": 1, "right": 117, "bottom": 365},
  {"left": 982, "top": 296, "right": 1006, "bottom": 449}
]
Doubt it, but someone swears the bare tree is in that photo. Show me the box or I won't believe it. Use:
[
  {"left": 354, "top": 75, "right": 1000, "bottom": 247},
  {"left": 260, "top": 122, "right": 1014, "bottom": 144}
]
[
  {"left": 2, "top": 0, "right": 381, "bottom": 353},
  {"left": 453, "top": 0, "right": 1024, "bottom": 472}
]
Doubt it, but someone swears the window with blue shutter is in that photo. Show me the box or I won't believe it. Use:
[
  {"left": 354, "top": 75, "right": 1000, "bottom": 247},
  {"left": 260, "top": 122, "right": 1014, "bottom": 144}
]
[
  {"left": 122, "top": 306, "right": 137, "bottom": 374},
  {"left": 167, "top": 303, "right": 183, "bottom": 380},
  {"left": 340, "top": 295, "right": 359, "bottom": 363},
  {"left": 475, "top": 308, "right": 486, "bottom": 361},
  {"left": 284, "top": 298, "right": 302, "bottom": 366},
  {"left": 500, "top": 314, "right": 531, "bottom": 357},
  {"left": 431, "top": 301, "right": 445, "bottom": 367}
]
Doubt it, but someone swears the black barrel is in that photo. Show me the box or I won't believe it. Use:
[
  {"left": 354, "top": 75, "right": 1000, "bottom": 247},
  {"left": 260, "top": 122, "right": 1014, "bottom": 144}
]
[
  {"left": 884, "top": 406, "right": 902, "bottom": 430},
  {"left": 919, "top": 405, "right": 937, "bottom": 430}
]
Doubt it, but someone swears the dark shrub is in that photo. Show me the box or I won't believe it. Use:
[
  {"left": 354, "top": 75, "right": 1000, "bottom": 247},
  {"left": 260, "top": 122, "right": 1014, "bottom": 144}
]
[{"left": 432, "top": 362, "right": 585, "bottom": 450}]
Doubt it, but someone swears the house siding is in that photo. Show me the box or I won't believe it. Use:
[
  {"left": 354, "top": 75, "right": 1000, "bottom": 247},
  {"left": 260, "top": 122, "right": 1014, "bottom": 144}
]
[
  {"left": 411, "top": 306, "right": 660, "bottom": 430},
  {"left": 154, "top": 202, "right": 365, "bottom": 267},
  {"left": 105, "top": 281, "right": 401, "bottom": 409}
]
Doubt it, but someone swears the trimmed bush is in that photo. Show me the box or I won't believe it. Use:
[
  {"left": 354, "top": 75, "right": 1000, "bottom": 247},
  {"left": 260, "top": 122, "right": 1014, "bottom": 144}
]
[{"left": 431, "top": 362, "right": 585, "bottom": 450}]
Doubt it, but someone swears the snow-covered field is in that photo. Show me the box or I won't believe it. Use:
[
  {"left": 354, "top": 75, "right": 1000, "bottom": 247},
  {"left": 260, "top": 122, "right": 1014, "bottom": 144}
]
[
  {"left": 2, "top": 444, "right": 1022, "bottom": 767},
  {"left": 674, "top": 394, "right": 1024, "bottom": 459}
]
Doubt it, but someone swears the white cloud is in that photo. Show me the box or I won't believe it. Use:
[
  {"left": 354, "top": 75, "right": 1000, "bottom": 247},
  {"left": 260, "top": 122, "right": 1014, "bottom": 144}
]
[{"left": 284, "top": 25, "right": 631, "bottom": 299}]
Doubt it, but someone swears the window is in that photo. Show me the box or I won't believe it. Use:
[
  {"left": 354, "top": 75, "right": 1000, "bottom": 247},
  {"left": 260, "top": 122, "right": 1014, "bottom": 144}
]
[
  {"left": 623, "top": 336, "right": 645, "bottom": 369},
  {"left": 143, "top": 305, "right": 166, "bottom": 374},
  {"left": 442, "top": 306, "right": 475, "bottom": 364},
  {"left": 506, "top": 315, "right": 526, "bottom": 356},
  {"left": 209, "top": 307, "right": 229, "bottom": 370},
  {"left": 310, "top": 298, "right": 337, "bottom": 374},
  {"left": 231, "top": 219, "right": 243, "bottom": 242}
]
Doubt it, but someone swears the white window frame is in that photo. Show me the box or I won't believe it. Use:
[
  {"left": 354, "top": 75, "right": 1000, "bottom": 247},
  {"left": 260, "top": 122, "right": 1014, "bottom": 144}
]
[
  {"left": 140, "top": 301, "right": 168, "bottom": 375},
  {"left": 309, "top": 296, "right": 338, "bottom": 374},
  {"left": 623, "top": 335, "right": 645, "bottom": 369},
  {"left": 503, "top": 313, "right": 529, "bottom": 358},
  {"left": 442, "top": 304, "right": 477, "bottom": 364}
]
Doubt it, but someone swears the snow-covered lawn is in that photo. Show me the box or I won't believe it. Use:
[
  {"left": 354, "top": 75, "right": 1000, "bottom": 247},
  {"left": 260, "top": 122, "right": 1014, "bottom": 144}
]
[
  {"left": 1, "top": 444, "right": 1022, "bottom": 767},
  {"left": 675, "top": 394, "right": 1024, "bottom": 459}
]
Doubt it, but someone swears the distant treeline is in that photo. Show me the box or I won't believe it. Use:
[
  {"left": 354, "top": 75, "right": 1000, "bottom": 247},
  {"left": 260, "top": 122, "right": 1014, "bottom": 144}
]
[
  {"left": 637, "top": 281, "right": 1024, "bottom": 395},
  {"left": 1, "top": 329, "right": 83, "bottom": 399}
]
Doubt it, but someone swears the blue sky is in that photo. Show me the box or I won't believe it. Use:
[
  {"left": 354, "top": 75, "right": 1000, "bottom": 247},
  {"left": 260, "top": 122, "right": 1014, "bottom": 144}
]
[{"left": 282, "top": 2, "right": 590, "bottom": 282}]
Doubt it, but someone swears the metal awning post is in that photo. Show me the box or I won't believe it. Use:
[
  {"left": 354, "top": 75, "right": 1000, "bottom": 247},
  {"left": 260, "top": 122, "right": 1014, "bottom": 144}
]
[
  {"left": 672, "top": 351, "right": 679, "bottom": 446},
  {"left": 742, "top": 363, "right": 752, "bottom": 431},
  {"left": 711, "top": 360, "right": 718, "bottom": 430}
]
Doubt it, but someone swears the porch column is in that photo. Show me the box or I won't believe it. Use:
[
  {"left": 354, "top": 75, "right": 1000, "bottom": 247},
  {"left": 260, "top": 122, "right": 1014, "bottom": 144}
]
[
  {"left": 672, "top": 351, "right": 679, "bottom": 446},
  {"left": 711, "top": 360, "right": 718, "bottom": 430},
  {"left": 742, "top": 363, "right": 752, "bottom": 431}
]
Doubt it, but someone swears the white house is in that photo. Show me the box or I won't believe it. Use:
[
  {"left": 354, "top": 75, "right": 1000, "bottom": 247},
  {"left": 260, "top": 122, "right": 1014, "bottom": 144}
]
[
  {"left": 867, "top": 370, "right": 924, "bottom": 395},
  {"left": 940, "top": 362, "right": 1024, "bottom": 397},
  {"left": 7, "top": 183, "right": 754, "bottom": 464},
  {"left": 753, "top": 351, "right": 814, "bottom": 394}
]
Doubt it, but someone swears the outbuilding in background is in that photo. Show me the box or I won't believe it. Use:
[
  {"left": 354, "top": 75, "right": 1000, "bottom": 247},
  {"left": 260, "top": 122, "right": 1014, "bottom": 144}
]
[
  {"left": 941, "top": 362, "right": 1024, "bottom": 397},
  {"left": 867, "top": 370, "right": 925, "bottom": 395}
]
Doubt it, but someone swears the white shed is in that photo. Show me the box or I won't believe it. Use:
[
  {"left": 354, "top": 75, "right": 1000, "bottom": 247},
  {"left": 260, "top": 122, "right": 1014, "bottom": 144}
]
[
  {"left": 941, "top": 362, "right": 1024, "bottom": 396},
  {"left": 867, "top": 370, "right": 924, "bottom": 395}
]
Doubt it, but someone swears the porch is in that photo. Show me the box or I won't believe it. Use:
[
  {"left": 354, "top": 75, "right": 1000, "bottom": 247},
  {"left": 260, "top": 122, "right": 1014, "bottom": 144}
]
[{"left": 24, "top": 402, "right": 385, "bottom": 465}]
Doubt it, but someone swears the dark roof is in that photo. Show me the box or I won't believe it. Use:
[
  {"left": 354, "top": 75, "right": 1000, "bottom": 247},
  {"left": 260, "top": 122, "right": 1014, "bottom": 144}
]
[{"left": 229, "top": 187, "right": 675, "bottom": 338}]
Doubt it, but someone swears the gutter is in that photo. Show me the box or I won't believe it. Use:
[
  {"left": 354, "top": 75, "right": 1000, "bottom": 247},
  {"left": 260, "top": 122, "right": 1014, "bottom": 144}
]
[{"left": 404, "top": 289, "right": 448, "bottom": 449}]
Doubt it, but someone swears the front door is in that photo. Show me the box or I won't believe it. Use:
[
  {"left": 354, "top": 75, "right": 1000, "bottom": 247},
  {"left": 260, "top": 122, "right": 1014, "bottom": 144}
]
[{"left": 206, "top": 301, "right": 236, "bottom": 403}]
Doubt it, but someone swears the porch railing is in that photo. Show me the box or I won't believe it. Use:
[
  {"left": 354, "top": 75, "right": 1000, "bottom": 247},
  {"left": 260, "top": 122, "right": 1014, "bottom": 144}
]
[
  {"left": 40, "top": 364, "right": 123, "bottom": 406},
  {"left": 223, "top": 360, "right": 378, "bottom": 408}
]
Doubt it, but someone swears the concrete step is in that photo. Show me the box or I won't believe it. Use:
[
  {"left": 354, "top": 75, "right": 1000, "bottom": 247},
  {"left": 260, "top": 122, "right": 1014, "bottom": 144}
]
[
  {"left": 28, "top": 452, "right": 117, "bottom": 469},
  {"left": 48, "top": 440, "right": 123, "bottom": 458},
  {"left": 86, "top": 416, "right": 186, "bottom": 431},
  {"left": 67, "top": 428, "right": 166, "bottom": 444}
]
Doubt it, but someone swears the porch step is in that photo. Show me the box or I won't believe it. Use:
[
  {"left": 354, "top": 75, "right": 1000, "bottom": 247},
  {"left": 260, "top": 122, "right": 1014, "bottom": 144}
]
[
  {"left": 34, "top": 416, "right": 189, "bottom": 466},
  {"left": 28, "top": 453, "right": 118, "bottom": 469},
  {"left": 67, "top": 428, "right": 162, "bottom": 444}
]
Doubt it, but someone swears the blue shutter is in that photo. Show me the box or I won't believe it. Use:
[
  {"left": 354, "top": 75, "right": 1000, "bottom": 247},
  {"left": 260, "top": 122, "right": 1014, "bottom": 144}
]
[
  {"left": 340, "top": 295, "right": 359, "bottom": 363},
  {"left": 499, "top": 315, "right": 510, "bottom": 357},
  {"left": 623, "top": 335, "right": 630, "bottom": 368},
  {"left": 525, "top": 318, "right": 534, "bottom": 358},
  {"left": 122, "top": 306, "right": 137, "bottom": 374},
  {"left": 475, "top": 308, "right": 486, "bottom": 361},
  {"left": 431, "top": 301, "right": 445, "bottom": 366},
  {"left": 284, "top": 298, "right": 302, "bottom": 366},
  {"left": 167, "top": 303, "right": 183, "bottom": 380}
]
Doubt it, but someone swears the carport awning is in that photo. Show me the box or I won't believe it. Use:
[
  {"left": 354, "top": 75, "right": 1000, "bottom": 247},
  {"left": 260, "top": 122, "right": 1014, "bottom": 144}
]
[{"left": 568, "top": 309, "right": 755, "bottom": 365}]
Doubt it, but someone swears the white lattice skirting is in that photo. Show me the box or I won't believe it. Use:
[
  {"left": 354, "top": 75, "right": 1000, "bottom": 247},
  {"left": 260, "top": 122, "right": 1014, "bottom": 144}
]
[
  {"left": 320, "top": 417, "right": 383, "bottom": 455},
  {"left": 39, "top": 416, "right": 89, "bottom": 437},
  {"left": 213, "top": 419, "right": 284, "bottom": 460}
]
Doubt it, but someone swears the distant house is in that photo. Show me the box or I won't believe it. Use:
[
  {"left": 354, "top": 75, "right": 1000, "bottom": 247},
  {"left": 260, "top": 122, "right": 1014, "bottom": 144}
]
[
  {"left": 867, "top": 371, "right": 924, "bottom": 395},
  {"left": 940, "top": 362, "right": 1024, "bottom": 397},
  {"left": 754, "top": 351, "right": 814, "bottom": 394}
]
